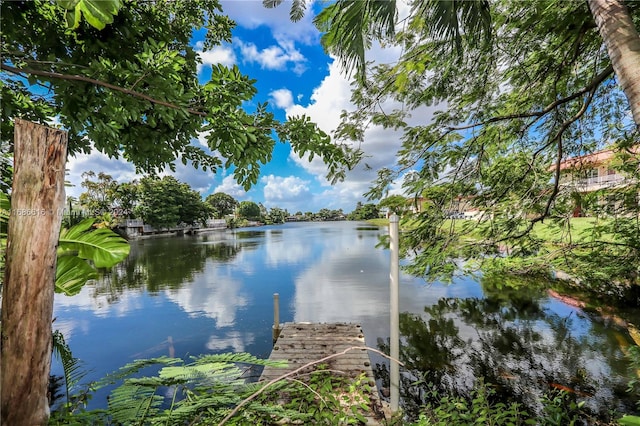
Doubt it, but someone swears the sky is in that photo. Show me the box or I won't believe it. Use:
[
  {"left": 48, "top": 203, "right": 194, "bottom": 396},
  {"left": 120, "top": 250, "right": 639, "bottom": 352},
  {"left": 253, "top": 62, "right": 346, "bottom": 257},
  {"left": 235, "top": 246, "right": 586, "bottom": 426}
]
[{"left": 66, "top": 0, "right": 426, "bottom": 213}]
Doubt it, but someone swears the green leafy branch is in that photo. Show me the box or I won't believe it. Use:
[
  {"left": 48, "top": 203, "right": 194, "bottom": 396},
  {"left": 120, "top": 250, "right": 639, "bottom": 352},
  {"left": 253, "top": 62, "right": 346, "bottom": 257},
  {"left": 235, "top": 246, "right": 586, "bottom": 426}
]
[{"left": 57, "top": 0, "right": 122, "bottom": 30}]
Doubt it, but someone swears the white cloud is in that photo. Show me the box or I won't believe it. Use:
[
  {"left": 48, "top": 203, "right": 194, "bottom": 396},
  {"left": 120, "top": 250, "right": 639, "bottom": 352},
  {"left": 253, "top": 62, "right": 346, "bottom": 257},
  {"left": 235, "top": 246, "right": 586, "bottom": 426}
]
[
  {"left": 65, "top": 150, "right": 140, "bottom": 199},
  {"left": 269, "top": 88, "right": 294, "bottom": 109},
  {"left": 272, "top": 39, "right": 440, "bottom": 210},
  {"left": 261, "top": 174, "right": 310, "bottom": 203},
  {"left": 213, "top": 174, "right": 247, "bottom": 199},
  {"left": 235, "top": 38, "right": 306, "bottom": 72},
  {"left": 164, "top": 263, "right": 250, "bottom": 328},
  {"left": 197, "top": 45, "right": 236, "bottom": 73},
  {"left": 206, "top": 331, "right": 255, "bottom": 352},
  {"left": 220, "top": 0, "right": 320, "bottom": 45}
]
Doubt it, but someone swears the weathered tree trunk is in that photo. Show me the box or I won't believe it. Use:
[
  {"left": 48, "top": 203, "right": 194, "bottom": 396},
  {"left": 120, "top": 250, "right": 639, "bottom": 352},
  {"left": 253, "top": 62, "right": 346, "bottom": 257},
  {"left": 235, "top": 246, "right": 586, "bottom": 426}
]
[
  {"left": 1, "top": 119, "right": 68, "bottom": 425},
  {"left": 588, "top": 0, "right": 640, "bottom": 128}
]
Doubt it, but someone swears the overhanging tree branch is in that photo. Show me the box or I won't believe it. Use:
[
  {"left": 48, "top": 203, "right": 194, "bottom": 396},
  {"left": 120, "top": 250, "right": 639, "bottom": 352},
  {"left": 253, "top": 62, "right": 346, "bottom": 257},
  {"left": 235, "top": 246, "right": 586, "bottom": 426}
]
[
  {"left": 446, "top": 64, "right": 614, "bottom": 132},
  {"left": 1, "top": 63, "right": 208, "bottom": 118}
]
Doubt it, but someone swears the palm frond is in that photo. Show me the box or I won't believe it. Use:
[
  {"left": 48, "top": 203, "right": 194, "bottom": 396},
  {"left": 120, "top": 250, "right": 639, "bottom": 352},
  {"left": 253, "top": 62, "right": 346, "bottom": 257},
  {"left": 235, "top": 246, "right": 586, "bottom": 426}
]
[
  {"left": 262, "top": 0, "right": 283, "bottom": 8},
  {"left": 315, "top": 0, "right": 397, "bottom": 80},
  {"left": 412, "top": 0, "right": 492, "bottom": 57},
  {"left": 290, "top": 0, "right": 306, "bottom": 22}
]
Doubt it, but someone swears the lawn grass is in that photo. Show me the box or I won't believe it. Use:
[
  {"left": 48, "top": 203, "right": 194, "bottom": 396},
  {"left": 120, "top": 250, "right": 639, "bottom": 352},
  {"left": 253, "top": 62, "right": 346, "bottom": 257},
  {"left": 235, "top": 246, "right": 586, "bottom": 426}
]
[
  {"left": 366, "top": 216, "right": 616, "bottom": 245},
  {"left": 365, "top": 218, "right": 389, "bottom": 227}
]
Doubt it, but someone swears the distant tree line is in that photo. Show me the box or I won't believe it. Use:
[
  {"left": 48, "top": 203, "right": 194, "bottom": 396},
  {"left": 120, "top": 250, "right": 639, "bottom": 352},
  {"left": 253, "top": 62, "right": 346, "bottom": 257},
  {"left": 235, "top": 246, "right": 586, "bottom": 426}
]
[{"left": 77, "top": 171, "right": 403, "bottom": 228}]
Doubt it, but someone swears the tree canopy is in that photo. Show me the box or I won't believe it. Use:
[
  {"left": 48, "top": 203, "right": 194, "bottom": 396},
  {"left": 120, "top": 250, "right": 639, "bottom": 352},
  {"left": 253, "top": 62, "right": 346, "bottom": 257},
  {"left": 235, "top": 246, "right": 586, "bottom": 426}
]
[
  {"left": 1, "top": 0, "right": 356, "bottom": 189},
  {"left": 278, "top": 0, "right": 640, "bottom": 285},
  {"left": 206, "top": 192, "right": 238, "bottom": 218},
  {"left": 135, "top": 176, "right": 210, "bottom": 228},
  {"left": 237, "top": 200, "right": 261, "bottom": 221}
]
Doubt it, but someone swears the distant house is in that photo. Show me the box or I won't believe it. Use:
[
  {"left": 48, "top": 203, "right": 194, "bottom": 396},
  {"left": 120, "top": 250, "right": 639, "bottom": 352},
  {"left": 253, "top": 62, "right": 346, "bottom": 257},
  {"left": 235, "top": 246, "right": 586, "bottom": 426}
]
[
  {"left": 557, "top": 146, "right": 638, "bottom": 216},
  {"left": 390, "top": 196, "right": 481, "bottom": 220}
]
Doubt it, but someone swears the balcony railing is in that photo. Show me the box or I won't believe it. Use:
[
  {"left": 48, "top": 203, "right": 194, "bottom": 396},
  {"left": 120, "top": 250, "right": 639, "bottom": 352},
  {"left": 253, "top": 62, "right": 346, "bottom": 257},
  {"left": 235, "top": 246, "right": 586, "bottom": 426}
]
[{"left": 572, "top": 173, "right": 627, "bottom": 191}]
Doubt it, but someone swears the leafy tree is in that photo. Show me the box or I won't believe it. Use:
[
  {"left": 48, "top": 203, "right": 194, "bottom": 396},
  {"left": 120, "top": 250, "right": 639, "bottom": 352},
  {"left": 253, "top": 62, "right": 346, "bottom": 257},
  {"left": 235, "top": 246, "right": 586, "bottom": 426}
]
[
  {"left": 2, "top": 1, "right": 355, "bottom": 187},
  {"left": 205, "top": 192, "right": 238, "bottom": 218},
  {"left": 379, "top": 195, "right": 409, "bottom": 216},
  {"left": 272, "top": 0, "right": 640, "bottom": 127},
  {"left": 136, "top": 176, "right": 210, "bottom": 229},
  {"left": 268, "top": 206, "right": 288, "bottom": 224},
  {"left": 258, "top": 202, "right": 269, "bottom": 220},
  {"left": 1, "top": 1, "right": 357, "bottom": 420},
  {"left": 78, "top": 171, "right": 119, "bottom": 214},
  {"left": 238, "top": 201, "right": 261, "bottom": 221},
  {"left": 348, "top": 203, "right": 379, "bottom": 221},
  {"left": 300, "top": 0, "right": 640, "bottom": 284},
  {"left": 113, "top": 181, "right": 139, "bottom": 217}
]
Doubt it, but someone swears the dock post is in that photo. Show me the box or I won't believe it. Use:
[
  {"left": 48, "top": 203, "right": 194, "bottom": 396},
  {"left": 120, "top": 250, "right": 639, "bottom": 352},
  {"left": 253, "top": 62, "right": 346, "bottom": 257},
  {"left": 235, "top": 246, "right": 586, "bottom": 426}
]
[
  {"left": 272, "top": 293, "right": 280, "bottom": 344},
  {"left": 389, "top": 214, "right": 400, "bottom": 412}
]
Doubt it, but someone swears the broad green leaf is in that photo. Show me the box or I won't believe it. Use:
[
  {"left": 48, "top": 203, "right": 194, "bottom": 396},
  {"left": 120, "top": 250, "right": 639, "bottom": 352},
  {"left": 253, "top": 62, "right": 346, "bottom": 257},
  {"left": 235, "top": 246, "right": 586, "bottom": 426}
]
[
  {"left": 58, "top": 218, "right": 130, "bottom": 268},
  {"left": 620, "top": 415, "right": 640, "bottom": 426},
  {"left": 57, "top": 0, "right": 122, "bottom": 30},
  {"left": 55, "top": 255, "right": 98, "bottom": 296}
]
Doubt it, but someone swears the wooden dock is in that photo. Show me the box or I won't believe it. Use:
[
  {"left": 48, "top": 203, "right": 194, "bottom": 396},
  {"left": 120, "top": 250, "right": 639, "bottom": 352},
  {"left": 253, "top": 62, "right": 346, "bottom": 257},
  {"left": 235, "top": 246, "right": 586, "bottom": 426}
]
[{"left": 260, "top": 322, "right": 387, "bottom": 425}]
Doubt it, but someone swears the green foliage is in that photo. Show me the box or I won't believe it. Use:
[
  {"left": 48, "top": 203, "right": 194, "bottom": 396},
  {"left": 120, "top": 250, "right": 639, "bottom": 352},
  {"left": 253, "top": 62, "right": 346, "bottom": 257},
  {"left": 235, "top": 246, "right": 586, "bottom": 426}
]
[
  {"left": 625, "top": 345, "right": 640, "bottom": 409},
  {"left": 56, "top": 218, "right": 130, "bottom": 295},
  {"left": 266, "top": 206, "right": 288, "bottom": 224},
  {"left": 620, "top": 415, "right": 640, "bottom": 426},
  {"left": 261, "top": 366, "right": 372, "bottom": 425},
  {"left": 317, "top": 0, "right": 640, "bottom": 286},
  {"left": 379, "top": 194, "right": 410, "bottom": 216},
  {"left": 51, "top": 330, "right": 90, "bottom": 416},
  {"left": 348, "top": 202, "right": 380, "bottom": 220},
  {"left": 314, "top": 0, "right": 397, "bottom": 79},
  {"left": 205, "top": 192, "right": 238, "bottom": 219},
  {"left": 78, "top": 171, "right": 120, "bottom": 216},
  {"left": 1, "top": 0, "right": 355, "bottom": 189},
  {"left": 540, "top": 390, "right": 585, "bottom": 426},
  {"left": 409, "top": 380, "right": 531, "bottom": 426},
  {"left": 57, "top": 0, "right": 122, "bottom": 30},
  {"left": 237, "top": 200, "right": 261, "bottom": 221},
  {"left": 50, "top": 352, "right": 374, "bottom": 425},
  {"left": 135, "top": 176, "right": 211, "bottom": 229}
]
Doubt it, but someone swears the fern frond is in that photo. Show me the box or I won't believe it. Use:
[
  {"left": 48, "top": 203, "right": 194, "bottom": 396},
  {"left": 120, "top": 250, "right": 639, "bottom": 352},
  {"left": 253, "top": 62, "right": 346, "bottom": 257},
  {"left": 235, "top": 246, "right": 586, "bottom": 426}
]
[
  {"left": 262, "top": 0, "right": 283, "bottom": 8},
  {"left": 108, "top": 383, "right": 163, "bottom": 424},
  {"left": 194, "top": 352, "right": 288, "bottom": 368},
  {"left": 159, "top": 362, "right": 244, "bottom": 385},
  {"left": 52, "top": 330, "right": 88, "bottom": 408},
  {"left": 93, "top": 356, "right": 181, "bottom": 390}
]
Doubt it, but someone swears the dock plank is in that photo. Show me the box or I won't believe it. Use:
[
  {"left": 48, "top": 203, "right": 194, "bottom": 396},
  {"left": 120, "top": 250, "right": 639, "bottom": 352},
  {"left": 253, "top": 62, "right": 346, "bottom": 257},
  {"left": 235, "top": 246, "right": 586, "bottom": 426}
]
[{"left": 259, "top": 322, "right": 386, "bottom": 425}]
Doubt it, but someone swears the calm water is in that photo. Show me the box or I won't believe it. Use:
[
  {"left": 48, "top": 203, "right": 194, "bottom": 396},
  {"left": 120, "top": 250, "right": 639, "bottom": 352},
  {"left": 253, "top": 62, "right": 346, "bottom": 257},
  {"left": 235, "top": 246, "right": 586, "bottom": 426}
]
[{"left": 51, "top": 221, "right": 639, "bottom": 417}]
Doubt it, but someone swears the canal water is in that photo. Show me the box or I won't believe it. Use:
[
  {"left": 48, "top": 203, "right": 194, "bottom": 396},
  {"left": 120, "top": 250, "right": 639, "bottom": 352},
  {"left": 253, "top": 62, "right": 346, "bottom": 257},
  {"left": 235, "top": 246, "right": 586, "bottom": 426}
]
[{"left": 51, "top": 221, "right": 639, "bottom": 417}]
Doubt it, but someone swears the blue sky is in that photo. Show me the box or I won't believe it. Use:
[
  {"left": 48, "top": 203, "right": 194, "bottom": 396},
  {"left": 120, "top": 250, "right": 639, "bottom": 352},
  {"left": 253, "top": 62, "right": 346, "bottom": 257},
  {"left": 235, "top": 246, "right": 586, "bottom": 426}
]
[{"left": 66, "top": 1, "right": 424, "bottom": 213}]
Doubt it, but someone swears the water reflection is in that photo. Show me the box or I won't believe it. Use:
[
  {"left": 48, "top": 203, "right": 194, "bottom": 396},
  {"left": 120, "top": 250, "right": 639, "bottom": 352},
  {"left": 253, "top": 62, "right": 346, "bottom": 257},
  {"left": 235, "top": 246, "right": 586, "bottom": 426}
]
[
  {"left": 163, "top": 262, "right": 249, "bottom": 327},
  {"left": 373, "top": 275, "right": 637, "bottom": 420},
  {"left": 51, "top": 222, "right": 638, "bottom": 418}
]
